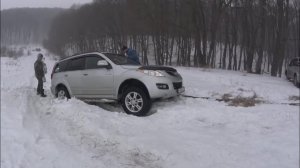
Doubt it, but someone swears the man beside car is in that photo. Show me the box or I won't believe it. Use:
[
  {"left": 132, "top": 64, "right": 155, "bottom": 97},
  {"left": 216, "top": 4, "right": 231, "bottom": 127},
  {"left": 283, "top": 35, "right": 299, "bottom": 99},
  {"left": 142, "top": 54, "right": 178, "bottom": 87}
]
[{"left": 34, "top": 53, "right": 47, "bottom": 97}]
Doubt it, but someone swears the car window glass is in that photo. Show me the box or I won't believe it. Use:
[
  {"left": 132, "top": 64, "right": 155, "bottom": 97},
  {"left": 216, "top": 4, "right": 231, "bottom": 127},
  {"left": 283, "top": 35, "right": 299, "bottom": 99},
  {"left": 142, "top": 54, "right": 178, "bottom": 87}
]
[
  {"left": 53, "top": 64, "right": 60, "bottom": 73},
  {"left": 289, "top": 59, "right": 297, "bottom": 66},
  {"left": 294, "top": 59, "right": 300, "bottom": 66},
  {"left": 85, "top": 55, "right": 105, "bottom": 69},
  {"left": 291, "top": 59, "right": 297, "bottom": 66},
  {"left": 104, "top": 53, "right": 140, "bottom": 65},
  {"left": 67, "top": 57, "right": 85, "bottom": 71},
  {"left": 58, "top": 60, "right": 69, "bottom": 72}
]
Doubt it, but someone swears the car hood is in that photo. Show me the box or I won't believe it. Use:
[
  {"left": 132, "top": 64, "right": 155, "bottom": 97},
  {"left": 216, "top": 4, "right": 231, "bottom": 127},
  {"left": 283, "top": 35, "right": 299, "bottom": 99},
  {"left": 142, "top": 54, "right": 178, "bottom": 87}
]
[
  {"left": 121, "top": 65, "right": 141, "bottom": 70},
  {"left": 121, "top": 65, "right": 181, "bottom": 78},
  {"left": 139, "top": 65, "right": 177, "bottom": 72},
  {"left": 121, "top": 65, "right": 177, "bottom": 72}
]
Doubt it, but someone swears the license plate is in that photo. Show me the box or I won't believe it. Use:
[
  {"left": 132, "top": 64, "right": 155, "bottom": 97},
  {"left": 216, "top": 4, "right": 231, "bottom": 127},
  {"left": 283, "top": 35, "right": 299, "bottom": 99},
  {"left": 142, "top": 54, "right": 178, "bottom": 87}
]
[{"left": 177, "top": 87, "right": 185, "bottom": 94}]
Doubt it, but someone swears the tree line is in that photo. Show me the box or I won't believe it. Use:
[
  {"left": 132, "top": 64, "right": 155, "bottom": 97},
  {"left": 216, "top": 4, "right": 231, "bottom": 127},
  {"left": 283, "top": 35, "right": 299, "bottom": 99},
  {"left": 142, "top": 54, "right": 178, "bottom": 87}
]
[
  {"left": 1, "top": 8, "right": 64, "bottom": 46},
  {"left": 45, "top": 0, "right": 299, "bottom": 76}
]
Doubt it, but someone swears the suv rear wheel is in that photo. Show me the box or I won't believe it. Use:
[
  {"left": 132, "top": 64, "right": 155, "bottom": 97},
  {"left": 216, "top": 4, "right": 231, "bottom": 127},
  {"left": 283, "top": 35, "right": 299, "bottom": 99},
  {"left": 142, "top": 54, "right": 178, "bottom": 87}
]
[
  {"left": 294, "top": 74, "right": 299, "bottom": 87},
  {"left": 285, "top": 70, "right": 290, "bottom": 80},
  {"left": 56, "top": 86, "right": 71, "bottom": 99},
  {"left": 121, "top": 87, "right": 151, "bottom": 116}
]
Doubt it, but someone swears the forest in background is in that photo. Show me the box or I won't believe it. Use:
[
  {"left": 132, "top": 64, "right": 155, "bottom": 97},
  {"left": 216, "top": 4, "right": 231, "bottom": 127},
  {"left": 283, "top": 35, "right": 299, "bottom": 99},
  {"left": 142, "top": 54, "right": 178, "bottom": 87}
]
[
  {"left": 1, "top": 0, "right": 299, "bottom": 77},
  {"left": 1, "top": 8, "right": 64, "bottom": 45}
]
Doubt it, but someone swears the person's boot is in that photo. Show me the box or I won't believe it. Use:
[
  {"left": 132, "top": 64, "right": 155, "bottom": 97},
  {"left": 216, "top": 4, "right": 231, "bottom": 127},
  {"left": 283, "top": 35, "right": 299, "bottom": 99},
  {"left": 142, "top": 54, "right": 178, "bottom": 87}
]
[
  {"left": 41, "top": 94, "right": 47, "bottom": 97},
  {"left": 40, "top": 89, "right": 47, "bottom": 97}
]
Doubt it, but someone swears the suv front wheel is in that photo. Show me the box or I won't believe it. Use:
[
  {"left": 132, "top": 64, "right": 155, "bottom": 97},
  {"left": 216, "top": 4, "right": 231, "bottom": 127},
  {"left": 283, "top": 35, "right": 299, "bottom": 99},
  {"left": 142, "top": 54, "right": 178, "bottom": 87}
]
[{"left": 121, "top": 87, "right": 151, "bottom": 116}]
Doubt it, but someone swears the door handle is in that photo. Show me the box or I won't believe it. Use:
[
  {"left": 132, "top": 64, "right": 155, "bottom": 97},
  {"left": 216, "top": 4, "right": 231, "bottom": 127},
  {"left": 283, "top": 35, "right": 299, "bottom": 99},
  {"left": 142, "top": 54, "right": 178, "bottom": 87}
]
[{"left": 83, "top": 74, "right": 88, "bottom": 76}]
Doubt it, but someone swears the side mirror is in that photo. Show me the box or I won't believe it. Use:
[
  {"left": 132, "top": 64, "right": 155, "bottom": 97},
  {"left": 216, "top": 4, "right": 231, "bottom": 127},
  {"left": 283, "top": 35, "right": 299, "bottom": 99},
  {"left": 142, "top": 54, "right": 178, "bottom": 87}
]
[{"left": 97, "top": 60, "right": 112, "bottom": 69}]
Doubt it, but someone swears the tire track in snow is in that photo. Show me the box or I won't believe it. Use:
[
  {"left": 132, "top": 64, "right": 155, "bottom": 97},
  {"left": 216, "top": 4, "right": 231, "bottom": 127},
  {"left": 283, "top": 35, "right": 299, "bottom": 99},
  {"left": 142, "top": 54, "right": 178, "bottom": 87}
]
[
  {"left": 4, "top": 53, "right": 162, "bottom": 168},
  {"left": 22, "top": 76, "right": 163, "bottom": 168},
  {"left": 28, "top": 92, "right": 163, "bottom": 168}
]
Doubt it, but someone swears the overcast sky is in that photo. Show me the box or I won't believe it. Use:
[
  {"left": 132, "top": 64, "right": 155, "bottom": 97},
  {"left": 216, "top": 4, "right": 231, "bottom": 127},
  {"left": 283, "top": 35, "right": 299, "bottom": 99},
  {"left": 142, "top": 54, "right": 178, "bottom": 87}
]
[{"left": 1, "top": 0, "right": 93, "bottom": 10}]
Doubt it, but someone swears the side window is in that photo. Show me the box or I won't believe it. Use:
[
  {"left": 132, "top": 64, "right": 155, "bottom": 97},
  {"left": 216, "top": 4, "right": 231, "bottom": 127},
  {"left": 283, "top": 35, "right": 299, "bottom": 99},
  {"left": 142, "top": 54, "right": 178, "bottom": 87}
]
[
  {"left": 293, "top": 59, "right": 300, "bottom": 66},
  {"left": 290, "top": 59, "right": 298, "bottom": 66},
  {"left": 67, "top": 57, "right": 85, "bottom": 71},
  {"left": 85, "top": 55, "right": 105, "bottom": 69},
  {"left": 289, "top": 59, "right": 295, "bottom": 66}
]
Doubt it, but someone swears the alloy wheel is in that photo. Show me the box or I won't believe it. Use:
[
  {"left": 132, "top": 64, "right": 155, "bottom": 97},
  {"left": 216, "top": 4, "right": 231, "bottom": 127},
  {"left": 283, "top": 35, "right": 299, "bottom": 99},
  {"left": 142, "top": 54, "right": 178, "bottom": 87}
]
[{"left": 125, "top": 92, "right": 144, "bottom": 113}]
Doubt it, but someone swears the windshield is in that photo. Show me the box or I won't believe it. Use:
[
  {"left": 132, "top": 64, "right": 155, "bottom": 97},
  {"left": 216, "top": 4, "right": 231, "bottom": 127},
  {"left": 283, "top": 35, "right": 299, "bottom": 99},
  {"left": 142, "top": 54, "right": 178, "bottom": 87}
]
[{"left": 104, "top": 53, "right": 141, "bottom": 65}]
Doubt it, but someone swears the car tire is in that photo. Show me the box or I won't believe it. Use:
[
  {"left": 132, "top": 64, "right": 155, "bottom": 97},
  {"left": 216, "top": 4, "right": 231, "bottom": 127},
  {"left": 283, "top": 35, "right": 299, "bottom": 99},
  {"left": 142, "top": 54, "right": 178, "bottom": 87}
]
[
  {"left": 285, "top": 70, "right": 290, "bottom": 80},
  {"left": 121, "top": 87, "right": 151, "bottom": 116},
  {"left": 294, "top": 74, "right": 299, "bottom": 87},
  {"left": 56, "top": 86, "right": 71, "bottom": 99}
]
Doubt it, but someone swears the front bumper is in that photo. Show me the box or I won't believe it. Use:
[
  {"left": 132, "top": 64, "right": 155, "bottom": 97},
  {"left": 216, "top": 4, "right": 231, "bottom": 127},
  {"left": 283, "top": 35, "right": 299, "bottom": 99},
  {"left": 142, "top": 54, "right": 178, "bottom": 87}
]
[{"left": 142, "top": 76, "right": 185, "bottom": 99}]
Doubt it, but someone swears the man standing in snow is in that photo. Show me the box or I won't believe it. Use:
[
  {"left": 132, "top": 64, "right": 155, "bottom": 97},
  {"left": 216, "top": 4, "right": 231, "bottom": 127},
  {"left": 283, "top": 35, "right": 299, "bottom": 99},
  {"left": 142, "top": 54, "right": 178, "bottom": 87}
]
[
  {"left": 121, "top": 46, "right": 141, "bottom": 64},
  {"left": 34, "top": 53, "right": 47, "bottom": 97},
  {"left": 42, "top": 57, "right": 47, "bottom": 82}
]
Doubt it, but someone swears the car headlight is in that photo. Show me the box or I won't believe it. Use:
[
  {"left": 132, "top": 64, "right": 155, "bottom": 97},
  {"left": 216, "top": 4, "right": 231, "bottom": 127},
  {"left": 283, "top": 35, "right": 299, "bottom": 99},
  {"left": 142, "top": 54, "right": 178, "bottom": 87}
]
[{"left": 138, "top": 70, "right": 165, "bottom": 77}]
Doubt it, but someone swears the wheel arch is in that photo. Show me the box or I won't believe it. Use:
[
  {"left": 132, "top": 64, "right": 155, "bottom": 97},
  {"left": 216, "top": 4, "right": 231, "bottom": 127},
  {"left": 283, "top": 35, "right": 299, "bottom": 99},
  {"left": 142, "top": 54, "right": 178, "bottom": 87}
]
[
  {"left": 117, "top": 79, "right": 150, "bottom": 100},
  {"left": 294, "top": 73, "right": 299, "bottom": 82},
  {"left": 55, "top": 83, "right": 71, "bottom": 96}
]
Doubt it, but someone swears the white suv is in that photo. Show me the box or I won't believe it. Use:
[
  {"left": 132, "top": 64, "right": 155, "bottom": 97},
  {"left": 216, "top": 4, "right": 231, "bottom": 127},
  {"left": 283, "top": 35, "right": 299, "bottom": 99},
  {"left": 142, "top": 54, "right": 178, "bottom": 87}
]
[
  {"left": 51, "top": 52, "right": 185, "bottom": 116},
  {"left": 285, "top": 57, "right": 300, "bottom": 87}
]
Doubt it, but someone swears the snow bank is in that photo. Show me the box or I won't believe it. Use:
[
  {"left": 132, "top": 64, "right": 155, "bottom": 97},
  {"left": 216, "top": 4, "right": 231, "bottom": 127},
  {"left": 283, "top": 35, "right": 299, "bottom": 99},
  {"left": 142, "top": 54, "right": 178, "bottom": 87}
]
[{"left": 1, "top": 48, "right": 299, "bottom": 168}]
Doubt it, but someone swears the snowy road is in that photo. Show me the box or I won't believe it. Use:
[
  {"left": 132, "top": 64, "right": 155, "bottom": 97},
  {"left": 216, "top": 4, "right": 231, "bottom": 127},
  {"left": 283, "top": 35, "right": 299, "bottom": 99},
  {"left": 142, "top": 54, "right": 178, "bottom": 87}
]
[{"left": 1, "top": 50, "right": 299, "bottom": 168}]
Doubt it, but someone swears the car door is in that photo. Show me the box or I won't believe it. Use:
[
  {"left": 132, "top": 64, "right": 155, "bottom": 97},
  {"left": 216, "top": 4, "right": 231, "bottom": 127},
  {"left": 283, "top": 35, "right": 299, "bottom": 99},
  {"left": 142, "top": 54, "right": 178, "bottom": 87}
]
[
  {"left": 292, "top": 59, "right": 300, "bottom": 77},
  {"left": 295, "top": 59, "right": 300, "bottom": 74},
  {"left": 81, "top": 55, "right": 114, "bottom": 98},
  {"left": 287, "top": 59, "right": 294, "bottom": 78},
  {"left": 64, "top": 57, "right": 86, "bottom": 96}
]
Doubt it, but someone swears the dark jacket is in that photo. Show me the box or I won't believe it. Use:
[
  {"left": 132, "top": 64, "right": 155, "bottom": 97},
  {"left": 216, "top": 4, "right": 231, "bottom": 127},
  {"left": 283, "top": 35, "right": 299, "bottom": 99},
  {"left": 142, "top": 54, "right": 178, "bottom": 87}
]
[
  {"left": 34, "top": 59, "right": 44, "bottom": 79},
  {"left": 126, "top": 48, "right": 140, "bottom": 64}
]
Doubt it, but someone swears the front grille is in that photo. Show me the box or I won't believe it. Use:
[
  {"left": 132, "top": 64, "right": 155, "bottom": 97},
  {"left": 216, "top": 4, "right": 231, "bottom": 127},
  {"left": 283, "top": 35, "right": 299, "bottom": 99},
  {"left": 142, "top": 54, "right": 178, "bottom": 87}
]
[{"left": 173, "top": 82, "right": 182, "bottom": 90}]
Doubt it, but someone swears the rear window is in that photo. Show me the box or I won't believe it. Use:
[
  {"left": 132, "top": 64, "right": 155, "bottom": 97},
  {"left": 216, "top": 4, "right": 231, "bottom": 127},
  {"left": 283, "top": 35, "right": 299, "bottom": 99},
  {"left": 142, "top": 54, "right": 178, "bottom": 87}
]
[{"left": 290, "top": 59, "right": 300, "bottom": 67}]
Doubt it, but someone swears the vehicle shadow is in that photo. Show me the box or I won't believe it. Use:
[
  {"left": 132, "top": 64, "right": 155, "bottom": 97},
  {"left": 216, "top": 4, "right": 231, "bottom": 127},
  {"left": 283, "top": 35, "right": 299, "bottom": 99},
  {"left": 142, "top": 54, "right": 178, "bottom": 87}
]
[
  {"left": 86, "top": 96, "right": 185, "bottom": 117},
  {"left": 89, "top": 101, "right": 159, "bottom": 117},
  {"left": 148, "top": 96, "right": 184, "bottom": 116},
  {"left": 87, "top": 101, "right": 123, "bottom": 113}
]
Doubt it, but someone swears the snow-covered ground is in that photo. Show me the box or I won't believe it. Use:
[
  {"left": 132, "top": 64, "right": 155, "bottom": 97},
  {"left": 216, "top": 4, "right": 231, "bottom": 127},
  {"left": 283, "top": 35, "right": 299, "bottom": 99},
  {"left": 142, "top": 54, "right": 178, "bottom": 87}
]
[{"left": 1, "top": 48, "right": 299, "bottom": 168}]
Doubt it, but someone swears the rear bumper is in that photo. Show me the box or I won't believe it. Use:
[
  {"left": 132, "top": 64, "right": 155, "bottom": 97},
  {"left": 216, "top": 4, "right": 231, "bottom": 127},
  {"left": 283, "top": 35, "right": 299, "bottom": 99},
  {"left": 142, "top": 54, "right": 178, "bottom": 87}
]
[{"left": 50, "top": 85, "right": 55, "bottom": 95}]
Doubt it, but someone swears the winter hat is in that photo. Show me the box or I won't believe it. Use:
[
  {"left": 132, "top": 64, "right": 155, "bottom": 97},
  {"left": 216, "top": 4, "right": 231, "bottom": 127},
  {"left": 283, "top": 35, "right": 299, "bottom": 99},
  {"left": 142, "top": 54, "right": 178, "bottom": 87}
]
[{"left": 37, "top": 53, "right": 43, "bottom": 60}]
